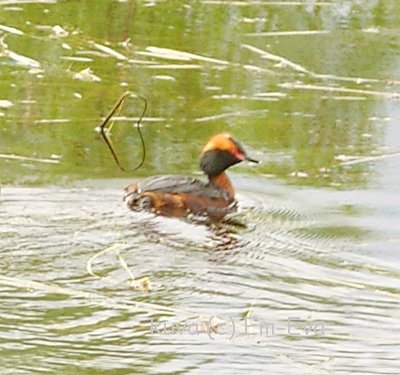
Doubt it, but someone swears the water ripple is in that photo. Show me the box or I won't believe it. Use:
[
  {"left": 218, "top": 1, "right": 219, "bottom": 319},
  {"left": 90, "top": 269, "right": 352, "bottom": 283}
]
[{"left": 0, "top": 185, "right": 399, "bottom": 374}]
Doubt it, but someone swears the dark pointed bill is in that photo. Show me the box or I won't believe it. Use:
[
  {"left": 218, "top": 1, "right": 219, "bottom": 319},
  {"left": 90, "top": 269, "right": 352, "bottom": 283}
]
[{"left": 245, "top": 156, "right": 259, "bottom": 163}]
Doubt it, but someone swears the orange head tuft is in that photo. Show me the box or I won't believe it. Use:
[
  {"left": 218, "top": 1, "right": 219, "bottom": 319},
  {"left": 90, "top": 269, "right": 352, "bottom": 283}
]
[{"left": 201, "top": 133, "right": 244, "bottom": 160}]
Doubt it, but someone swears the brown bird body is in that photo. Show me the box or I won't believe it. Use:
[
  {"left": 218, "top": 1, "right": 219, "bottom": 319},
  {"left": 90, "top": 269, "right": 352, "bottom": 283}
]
[{"left": 124, "top": 133, "right": 257, "bottom": 219}]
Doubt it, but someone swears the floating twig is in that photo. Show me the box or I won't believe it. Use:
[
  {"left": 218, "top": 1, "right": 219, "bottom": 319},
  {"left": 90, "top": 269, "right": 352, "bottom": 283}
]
[
  {"left": 117, "top": 251, "right": 150, "bottom": 292},
  {"left": 0, "top": 34, "right": 41, "bottom": 68},
  {"left": 141, "top": 63, "right": 203, "bottom": 70},
  {"left": 279, "top": 82, "right": 400, "bottom": 99},
  {"left": 337, "top": 151, "right": 400, "bottom": 166},
  {"left": 93, "top": 42, "right": 127, "bottom": 61},
  {"left": 101, "top": 116, "right": 164, "bottom": 123},
  {"left": 34, "top": 119, "right": 71, "bottom": 124},
  {"left": 243, "top": 43, "right": 398, "bottom": 85},
  {"left": 143, "top": 46, "right": 230, "bottom": 65},
  {"left": 0, "top": 153, "right": 60, "bottom": 164},
  {"left": 0, "top": 274, "right": 200, "bottom": 317},
  {"left": 194, "top": 109, "right": 269, "bottom": 123},
  {"left": 242, "top": 43, "right": 312, "bottom": 75},
  {"left": 87, "top": 243, "right": 150, "bottom": 291},
  {"left": 242, "top": 299, "right": 255, "bottom": 319},
  {"left": 203, "top": 1, "right": 332, "bottom": 5},
  {"left": 98, "top": 92, "right": 147, "bottom": 172},
  {"left": 247, "top": 30, "right": 330, "bottom": 37},
  {"left": 0, "top": 24, "right": 24, "bottom": 35},
  {"left": 86, "top": 243, "right": 128, "bottom": 278}
]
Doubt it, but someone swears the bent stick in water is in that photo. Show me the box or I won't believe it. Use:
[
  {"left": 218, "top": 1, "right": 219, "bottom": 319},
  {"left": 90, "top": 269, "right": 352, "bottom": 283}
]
[{"left": 98, "top": 92, "right": 147, "bottom": 172}]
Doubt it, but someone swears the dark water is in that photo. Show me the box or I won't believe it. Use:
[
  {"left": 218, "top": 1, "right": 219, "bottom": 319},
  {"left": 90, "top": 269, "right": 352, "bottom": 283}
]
[{"left": 1, "top": 1, "right": 400, "bottom": 374}]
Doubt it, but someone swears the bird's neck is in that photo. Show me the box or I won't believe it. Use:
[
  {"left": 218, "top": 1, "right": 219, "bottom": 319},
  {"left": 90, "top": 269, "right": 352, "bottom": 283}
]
[{"left": 209, "top": 172, "right": 235, "bottom": 200}]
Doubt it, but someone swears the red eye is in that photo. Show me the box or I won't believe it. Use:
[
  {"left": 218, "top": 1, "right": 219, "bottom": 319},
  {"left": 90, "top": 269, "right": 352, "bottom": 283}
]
[{"left": 232, "top": 149, "right": 245, "bottom": 160}]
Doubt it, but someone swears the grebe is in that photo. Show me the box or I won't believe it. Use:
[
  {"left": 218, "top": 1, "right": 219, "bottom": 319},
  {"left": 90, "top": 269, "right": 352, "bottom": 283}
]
[{"left": 123, "top": 132, "right": 258, "bottom": 219}]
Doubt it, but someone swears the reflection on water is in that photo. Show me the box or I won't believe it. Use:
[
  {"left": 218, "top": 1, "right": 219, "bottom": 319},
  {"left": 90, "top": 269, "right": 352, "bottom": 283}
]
[
  {"left": 1, "top": 0, "right": 399, "bottom": 187},
  {"left": 1, "top": 0, "right": 400, "bottom": 374}
]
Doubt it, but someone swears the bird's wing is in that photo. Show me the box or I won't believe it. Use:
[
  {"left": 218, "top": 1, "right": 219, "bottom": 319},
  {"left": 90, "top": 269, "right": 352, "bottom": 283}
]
[{"left": 132, "top": 175, "right": 228, "bottom": 199}]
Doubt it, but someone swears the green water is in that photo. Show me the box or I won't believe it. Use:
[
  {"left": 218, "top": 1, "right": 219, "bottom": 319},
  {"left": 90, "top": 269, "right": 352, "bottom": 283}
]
[{"left": 1, "top": 1, "right": 400, "bottom": 374}]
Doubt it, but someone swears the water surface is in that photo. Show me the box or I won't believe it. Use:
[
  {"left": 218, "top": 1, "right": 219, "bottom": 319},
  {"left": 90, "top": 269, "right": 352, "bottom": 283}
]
[{"left": 1, "top": 1, "right": 400, "bottom": 374}]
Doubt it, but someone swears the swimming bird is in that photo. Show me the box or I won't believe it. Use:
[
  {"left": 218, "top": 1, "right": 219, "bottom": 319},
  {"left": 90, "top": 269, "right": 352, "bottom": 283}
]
[{"left": 124, "top": 132, "right": 258, "bottom": 219}]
